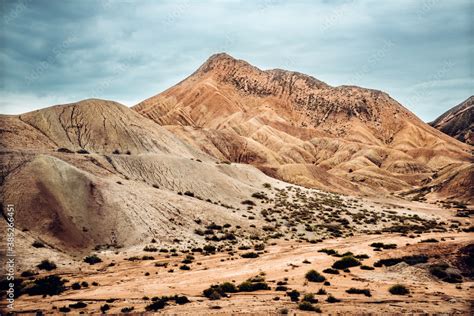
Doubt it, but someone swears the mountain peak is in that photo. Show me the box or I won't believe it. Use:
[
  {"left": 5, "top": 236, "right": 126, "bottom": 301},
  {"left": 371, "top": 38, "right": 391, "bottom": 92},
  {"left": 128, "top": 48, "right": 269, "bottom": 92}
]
[{"left": 196, "top": 52, "right": 255, "bottom": 75}]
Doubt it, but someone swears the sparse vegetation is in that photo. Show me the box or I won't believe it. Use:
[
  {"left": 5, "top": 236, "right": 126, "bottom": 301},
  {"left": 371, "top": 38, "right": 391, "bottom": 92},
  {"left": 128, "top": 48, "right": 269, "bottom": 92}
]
[{"left": 24, "top": 275, "right": 66, "bottom": 296}]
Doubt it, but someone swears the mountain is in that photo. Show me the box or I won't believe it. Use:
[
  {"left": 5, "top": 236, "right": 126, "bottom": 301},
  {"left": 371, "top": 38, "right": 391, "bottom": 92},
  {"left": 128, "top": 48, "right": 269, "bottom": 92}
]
[
  {"left": 134, "top": 53, "right": 472, "bottom": 201},
  {"left": 430, "top": 96, "right": 474, "bottom": 145}
]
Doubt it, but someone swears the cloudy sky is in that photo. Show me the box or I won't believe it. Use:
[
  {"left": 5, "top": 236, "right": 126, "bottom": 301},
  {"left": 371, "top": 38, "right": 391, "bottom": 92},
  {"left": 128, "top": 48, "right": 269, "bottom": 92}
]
[{"left": 1, "top": 0, "right": 472, "bottom": 121}]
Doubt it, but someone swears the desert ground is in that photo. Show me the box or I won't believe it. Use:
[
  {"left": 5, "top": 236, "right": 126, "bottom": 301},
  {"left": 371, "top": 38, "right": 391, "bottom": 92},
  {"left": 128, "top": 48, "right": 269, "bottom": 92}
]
[{"left": 3, "top": 190, "right": 473, "bottom": 315}]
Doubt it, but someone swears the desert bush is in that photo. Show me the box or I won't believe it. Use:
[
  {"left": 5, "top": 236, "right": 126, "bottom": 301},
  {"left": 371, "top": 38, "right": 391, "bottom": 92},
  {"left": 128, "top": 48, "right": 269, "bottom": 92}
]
[
  {"left": 374, "top": 255, "right": 428, "bottom": 267},
  {"left": 287, "top": 289, "right": 300, "bottom": 302},
  {"left": 58, "top": 307, "right": 71, "bottom": 313},
  {"left": 69, "top": 301, "right": 87, "bottom": 309},
  {"left": 429, "top": 264, "right": 463, "bottom": 283},
  {"left": 318, "top": 248, "right": 337, "bottom": 255},
  {"left": 37, "top": 259, "right": 57, "bottom": 271},
  {"left": 145, "top": 299, "right": 166, "bottom": 312},
  {"left": 316, "top": 288, "right": 327, "bottom": 295},
  {"left": 302, "top": 293, "right": 318, "bottom": 303},
  {"left": 332, "top": 256, "right": 361, "bottom": 269},
  {"left": 420, "top": 238, "right": 439, "bottom": 243},
  {"left": 203, "top": 282, "right": 238, "bottom": 300},
  {"left": 323, "top": 268, "right": 339, "bottom": 275},
  {"left": 121, "top": 307, "right": 134, "bottom": 313},
  {"left": 184, "top": 191, "right": 195, "bottom": 197},
  {"left": 100, "top": 304, "right": 111, "bottom": 313},
  {"left": 143, "top": 245, "right": 158, "bottom": 252},
  {"left": 24, "top": 275, "right": 66, "bottom": 296},
  {"left": 346, "top": 288, "right": 371, "bottom": 297},
  {"left": 237, "top": 280, "right": 269, "bottom": 292},
  {"left": 298, "top": 301, "right": 321, "bottom": 312},
  {"left": 71, "top": 282, "right": 81, "bottom": 290},
  {"left": 203, "top": 245, "right": 216, "bottom": 253},
  {"left": 241, "top": 200, "right": 256, "bottom": 206},
  {"left": 76, "top": 149, "right": 90, "bottom": 154},
  {"left": 326, "top": 295, "right": 341, "bottom": 303},
  {"left": 20, "top": 270, "right": 37, "bottom": 278},
  {"left": 32, "top": 240, "right": 45, "bottom": 248},
  {"left": 83, "top": 254, "right": 102, "bottom": 265},
  {"left": 389, "top": 284, "right": 410, "bottom": 295},
  {"left": 360, "top": 265, "right": 375, "bottom": 270},
  {"left": 179, "top": 265, "right": 191, "bottom": 270},
  {"left": 251, "top": 192, "right": 267, "bottom": 199},
  {"left": 370, "top": 242, "right": 397, "bottom": 249},
  {"left": 241, "top": 252, "right": 259, "bottom": 258},
  {"left": 254, "top": 244, "right": 265, "bottom": 251},
  {"left": 57, "top": 147, "right": 73, "bottom": 153},
  {"left": 305, "top": 270, "right": 326, "bottom": 282}
]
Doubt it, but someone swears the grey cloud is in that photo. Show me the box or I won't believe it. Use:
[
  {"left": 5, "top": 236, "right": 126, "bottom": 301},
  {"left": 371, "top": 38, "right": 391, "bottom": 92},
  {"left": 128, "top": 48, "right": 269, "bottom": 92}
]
[{"left": 0, "top": 0, "right": 472, "bottom": 121}]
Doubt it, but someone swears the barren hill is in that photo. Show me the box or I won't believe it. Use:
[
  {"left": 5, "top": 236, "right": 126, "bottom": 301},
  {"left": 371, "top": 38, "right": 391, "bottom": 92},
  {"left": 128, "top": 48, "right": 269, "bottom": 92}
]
[
  {"left": 134, "top": 53, "right": 473, "bottom": 201},
  {"left": 0, "top": 98, "right": 290, "bottom": 256},
  {"left": 430, "top": 96, "right": 474, "bottom": 145}
]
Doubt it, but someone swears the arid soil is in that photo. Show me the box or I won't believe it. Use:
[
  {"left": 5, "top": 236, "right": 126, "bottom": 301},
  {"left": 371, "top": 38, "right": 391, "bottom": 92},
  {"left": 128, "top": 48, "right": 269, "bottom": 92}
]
[{"left": 2, "top": 195, "right": 473, "bottom": 315}]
